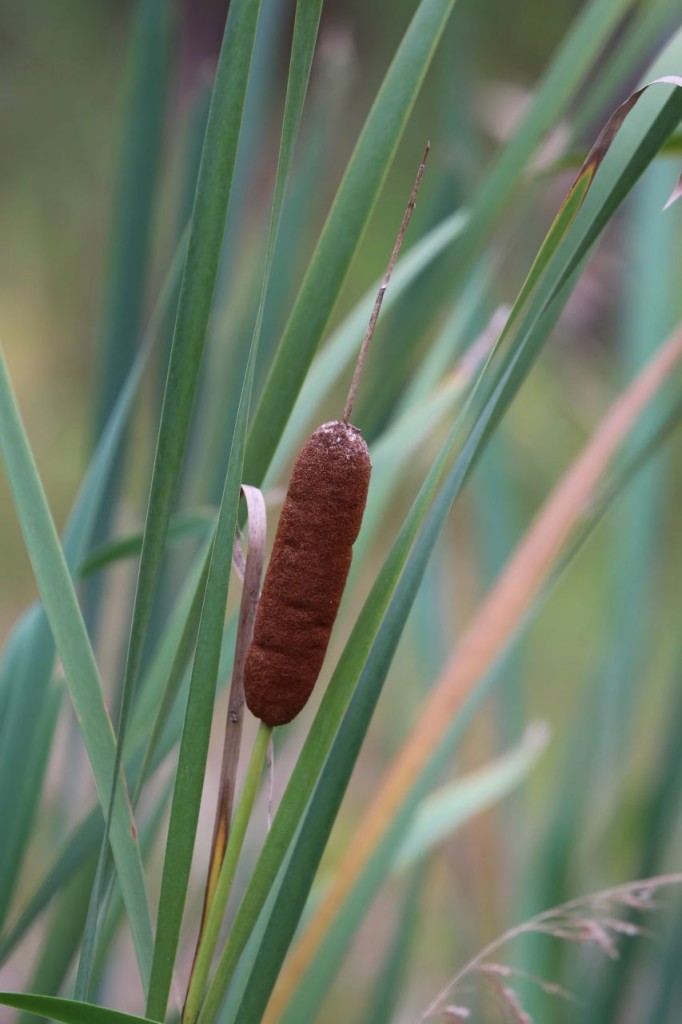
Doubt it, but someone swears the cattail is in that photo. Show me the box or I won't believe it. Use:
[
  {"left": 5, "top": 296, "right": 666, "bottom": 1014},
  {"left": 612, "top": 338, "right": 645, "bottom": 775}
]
[
  {"left": 245, "top": 144, "right": 429, "bottom": 727},
  {"left": 244, "top": 421, "right": 371, "bottom": 725}
]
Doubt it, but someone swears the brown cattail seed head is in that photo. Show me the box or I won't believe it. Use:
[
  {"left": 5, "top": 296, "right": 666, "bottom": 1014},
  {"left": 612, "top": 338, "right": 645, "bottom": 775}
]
[{"left": 244, "top": 421, "right": 371, "bottom": 726}]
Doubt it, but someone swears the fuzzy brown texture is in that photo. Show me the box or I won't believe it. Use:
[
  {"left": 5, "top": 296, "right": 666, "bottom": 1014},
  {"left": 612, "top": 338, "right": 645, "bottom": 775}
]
[{"left": 244, "top": 421, "right": 371, "bottom": 726}]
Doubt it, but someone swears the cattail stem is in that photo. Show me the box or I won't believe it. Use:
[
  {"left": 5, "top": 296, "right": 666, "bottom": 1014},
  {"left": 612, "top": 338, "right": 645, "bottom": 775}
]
[
  {"left": 183, "top": 721, "right": 272, "bottom": 1024},
  {"left": 342, "top": 142, "right": 430, "bottom": 425}
]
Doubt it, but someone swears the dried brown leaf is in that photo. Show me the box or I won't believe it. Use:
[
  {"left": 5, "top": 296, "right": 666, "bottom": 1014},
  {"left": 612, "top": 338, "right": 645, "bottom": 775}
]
[
  {"left": 572, "top": 76, "right": 682, "bottom": 211},
  {"left": 188, "top": 486, "right": 267, "bottom": 983}
]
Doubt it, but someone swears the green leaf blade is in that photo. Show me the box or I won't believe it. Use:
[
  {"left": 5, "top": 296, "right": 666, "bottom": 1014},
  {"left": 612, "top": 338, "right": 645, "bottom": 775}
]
[
  {"left": 245, "top": 0, "right": 459, "bottom": 486},
  {"left": 0, "top": 352, "right": 154, "bottom": 986}
]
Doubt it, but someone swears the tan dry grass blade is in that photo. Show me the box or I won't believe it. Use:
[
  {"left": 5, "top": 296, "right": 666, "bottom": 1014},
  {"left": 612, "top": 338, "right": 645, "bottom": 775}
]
[
  {"left": 190, "top": 486, "right": 266, "bottom": 985},
  {"left": 264, "top": 323, "right": 682, "bottom": 1023}
]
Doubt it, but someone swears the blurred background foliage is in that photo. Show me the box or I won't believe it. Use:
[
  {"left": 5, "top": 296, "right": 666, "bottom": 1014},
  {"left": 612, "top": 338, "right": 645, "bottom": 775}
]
[{"left": 1, "top": 1, "right": 682, "bottom": 1022}]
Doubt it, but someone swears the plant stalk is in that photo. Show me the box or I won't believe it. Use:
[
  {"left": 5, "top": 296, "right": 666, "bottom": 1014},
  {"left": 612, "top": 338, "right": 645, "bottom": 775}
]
[{"left": 183, "top": 721, "right": 272, "bottom": 1024}]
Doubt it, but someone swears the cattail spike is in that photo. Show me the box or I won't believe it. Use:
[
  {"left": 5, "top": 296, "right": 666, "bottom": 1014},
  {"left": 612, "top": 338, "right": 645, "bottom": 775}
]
[
  {"left": 244, "top": 420, "right": 371, "bottom": 726},
  {"left": 342, "top": 141, "right": 430, "bottom": 424},
  {"left": 245, "top": 145, "right": 430, "bottom": 728}
]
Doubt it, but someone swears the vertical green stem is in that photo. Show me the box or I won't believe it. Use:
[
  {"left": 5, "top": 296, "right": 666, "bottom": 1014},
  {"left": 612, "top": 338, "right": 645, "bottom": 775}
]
[{"left": 183, "top": 721, "right": 272, "bottom": 1024}]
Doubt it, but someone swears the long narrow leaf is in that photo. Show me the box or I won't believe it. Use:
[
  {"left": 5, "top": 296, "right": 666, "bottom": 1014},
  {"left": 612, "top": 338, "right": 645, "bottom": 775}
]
[
  {"left": 80, "top": 0, "right": 265, "bottom": 997},
  {"left": 392, "top": 723, "right": 550, "bottom": 873},
  {"left": 244, "top": 0, "right": 460, "bottom": 486},
  {"left": 0, "top": 351, "right": 153, "bottom": 986},
  {"left": 0, "top": 231, "right": 186, "bottom": 935},
  {"left": 0, "top": 993, "right": 153, "bottom": 1024},
  {"left": 145, "top": 2, "right": 322, "bottom": 1016}
]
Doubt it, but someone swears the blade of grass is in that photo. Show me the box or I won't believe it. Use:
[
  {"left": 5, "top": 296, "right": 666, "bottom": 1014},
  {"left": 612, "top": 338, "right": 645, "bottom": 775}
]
[
  {"left": 79, "top": 0, "right": 265, "bottom": 997},
  {"left": 0, "top": 349, "right": 154, "bottom": 986},
  {"left": 182, "top": 0, "right": 291, "bottom": 506},
  {"left": 0, "top": 683, "right": 60, "bottom": 936},
  {"left": 392, "top": 723, "right": 550, "bottom": 874},
  {"left": 601, "top": 164, "right": 680, "bottom": 765},
  {"left": 91, "top": 777, "right": 176, "bottom": 995},
  {"left": 91, "top": 0, "right": 173, "bottom": 443},
  {"left": 145, "top": 2, "right": 322, "bottom": 1016},
  {"left": 0, "top": 541, "right": 229, "bottom": 966},
  {"left": 0, "top": 609, "right": 55, "bottom": 932},
  {"left": 362, "top": 864, "right": 427, "bottom": 1024},
  {"left": 255, "top": 43, "right": 354, "bottom": 398},
  {"left": 638, "top": 663, "right": 682, "bottom": 1023},
  {"left": 0, "top": 994, "right": 154, "bottom": 1024},
  {"left": 569, "top": 0, "right": 681, "bottom": 144},
  {"left": 145, "top": 472, "right": 251, "bottom": 1022},
  {"left": 84, "top": 0, "right": 174, "bottom": 651},
  {"left": 647, "top": 898, "right": 682, "bottom": 1023},
  {"left": 0, "top": 236, "right": 183, "bottom": 960},
  {"left": 0, "top": 228, "right": 186, "bottom": 935},
  {"left": 156, "top": 80, "right": 212, "bottom": 407},
  {"left": 80, "top": 511, "right": 215, "bottom": 577},
  {"left": 581, "top": 657, "right": 682, "bottom": 1024},
  {"left": 18, "top": 860, "right": 98, "bottom": 1024},
  {"left": 473, "top": 430, "right": 524, "bottom": 745},
  {"left": 245, "top": 0, "right": 460, "bottom": 486}
]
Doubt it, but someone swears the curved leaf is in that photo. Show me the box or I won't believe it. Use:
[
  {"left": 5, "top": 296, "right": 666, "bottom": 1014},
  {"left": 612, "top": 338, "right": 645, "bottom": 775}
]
[
  {"left": 0, "top": 351, "right": 154, "bottom": 986},
  {"left": 393, "top": 722, "right": 550, "bottom": 872},
  {"left": 0, "top": 993, "right": 153, "bottom": 1024}
]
